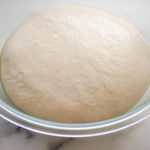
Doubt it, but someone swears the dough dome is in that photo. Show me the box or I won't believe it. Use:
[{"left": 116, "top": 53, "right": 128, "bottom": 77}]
[{"left": 1, "top": 5, "right": 150, "bottom": 123}]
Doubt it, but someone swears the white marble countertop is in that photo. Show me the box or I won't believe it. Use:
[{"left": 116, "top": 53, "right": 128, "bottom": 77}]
[
  {"left": 0, "top": 117, "right": 150, "bottom": 150},
  {"left": 0, "top": 0, "right": 150, "bottom": 149}
]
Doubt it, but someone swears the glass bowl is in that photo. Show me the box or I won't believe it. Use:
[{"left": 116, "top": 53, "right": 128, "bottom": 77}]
[{"left": 0, "top": 0, "right": 150, "bottom": 138}]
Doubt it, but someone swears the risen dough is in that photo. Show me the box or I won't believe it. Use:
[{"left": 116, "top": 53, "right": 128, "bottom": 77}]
[{"left": 1, "top": 5, "right": 150, "bottom": 123}]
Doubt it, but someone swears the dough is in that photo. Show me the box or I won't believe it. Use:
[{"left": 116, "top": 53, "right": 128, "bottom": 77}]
[{"left": 1, "top": 5, "right": 150, "bottom": 123}]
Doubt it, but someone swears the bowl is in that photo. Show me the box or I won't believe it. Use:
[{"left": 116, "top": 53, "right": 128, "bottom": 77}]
[{"left": 0, "top": 0, "right": 150, "bottom": 138}]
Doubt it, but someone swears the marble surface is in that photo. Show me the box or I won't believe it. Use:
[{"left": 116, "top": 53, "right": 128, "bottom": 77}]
[
  {"left": 1, "top": 0, "right": 150, "bottom": 149},
  {"left": 0, "top": 117, "right": 150, "bottom": 150}
]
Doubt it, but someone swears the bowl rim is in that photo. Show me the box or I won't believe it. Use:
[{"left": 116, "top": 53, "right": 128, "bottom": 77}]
[
  {"left": 0, "top": 99, "right": 150, "bottom": 130},
  {"left": 0, "top": 99, "right": 150, "bottom": 138}
]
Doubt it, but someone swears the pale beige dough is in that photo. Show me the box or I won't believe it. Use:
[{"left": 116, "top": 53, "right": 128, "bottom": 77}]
[{"left": 1, "top": 5, "right": 150, "bottom": 123}]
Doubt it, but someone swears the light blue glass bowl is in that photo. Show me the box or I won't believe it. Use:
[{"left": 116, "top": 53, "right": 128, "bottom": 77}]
[{"left": 0, "top": 0, "right": 150, "bottom": 138}]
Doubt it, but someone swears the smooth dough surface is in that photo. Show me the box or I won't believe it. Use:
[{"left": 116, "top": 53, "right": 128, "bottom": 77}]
[{"left": 1, "top": 5, "right": 150, "bottom": 123}]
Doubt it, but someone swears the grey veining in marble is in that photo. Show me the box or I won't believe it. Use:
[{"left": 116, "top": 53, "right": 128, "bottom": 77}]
[{"left": 0, "top": 118, "right": 73, "bottom": 150}]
